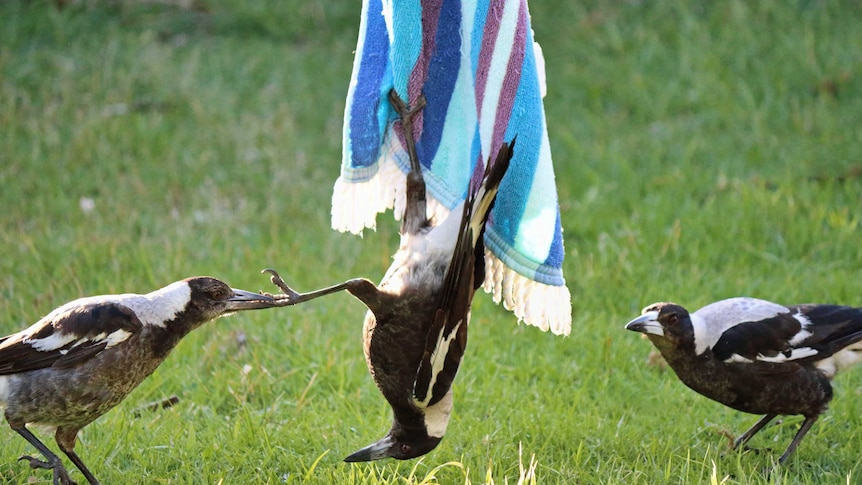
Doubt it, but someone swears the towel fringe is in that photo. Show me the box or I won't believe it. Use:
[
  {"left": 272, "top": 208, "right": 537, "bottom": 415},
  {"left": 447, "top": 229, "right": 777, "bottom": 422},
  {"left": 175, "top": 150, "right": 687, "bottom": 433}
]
[
  {"left": 483, "top": 248, "right": 572, "bottom": 336},
  {"left": 331, "top": 150, "right": 572, "bottom": 336},
  {"left": 331, "top": 147, "right": 449, "bottom": 234}
]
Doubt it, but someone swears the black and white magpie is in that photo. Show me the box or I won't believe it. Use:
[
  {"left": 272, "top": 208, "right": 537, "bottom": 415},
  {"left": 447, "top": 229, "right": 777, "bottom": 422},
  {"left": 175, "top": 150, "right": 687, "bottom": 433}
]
[
  {"left": 264, "top": 89, "right": 513, "bottom": 462},
  {"left": 625, "top": 297, "right": 862, "bottom": 463},
  {"left": 0, "top": 277, "right": 276, "bottom": 485}
]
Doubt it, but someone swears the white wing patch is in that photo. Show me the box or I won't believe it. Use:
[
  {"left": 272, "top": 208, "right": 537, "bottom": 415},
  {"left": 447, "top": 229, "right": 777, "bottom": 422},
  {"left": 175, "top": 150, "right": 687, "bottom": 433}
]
[
  {"left": 415, "top": 319, "right": 464, "bottom": 408},
  {"left": 789, "top": 312, "right": 813, "bottom": 345},
  {"left": 26, "top": 332, "right": 78, "bottom": 352},
  {"left": 24, "top": 328, "right": 134, "bottom": 356},
  {"left": 102, "top": 329, "right": 133, "bottom": 347},
  {"left": 756, "top": 347, "right": 819, "bottom": 363},
  {"left": 724, "top": 354, "right": 754, "bottom": 364},
  {"left": 724, "top": 347, "right": 819, "bottom": 365}
]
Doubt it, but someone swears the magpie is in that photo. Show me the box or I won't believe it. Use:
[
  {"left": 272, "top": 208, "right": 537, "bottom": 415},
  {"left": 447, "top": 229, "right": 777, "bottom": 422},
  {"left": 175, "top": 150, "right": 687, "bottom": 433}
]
[
  {"left": 625, "top": 297, "right": 862, "bottom": 463},
  {"left": 263, "top": 89, "right": 513, "bottom": 462},
  {"left": 0, "top": 276, "right": 276, "bottom": 485}
]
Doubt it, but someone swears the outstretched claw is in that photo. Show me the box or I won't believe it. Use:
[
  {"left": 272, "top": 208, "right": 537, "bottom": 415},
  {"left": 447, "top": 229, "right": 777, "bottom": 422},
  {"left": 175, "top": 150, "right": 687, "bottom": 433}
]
[
  {"left": 260, "top": 268, "right": 303, "bottom": 305},
  {"left": 260, "top": 268, "right": 342, "bottom": 306},
  {"left": 262, "top": 268, "right": 289, "bottom": 293},
  {"left": 18, "top": 454, "right": 76, "bottom": 485},
  {"left": 259, "top": 268, "right": 364, "bottom": 306}
]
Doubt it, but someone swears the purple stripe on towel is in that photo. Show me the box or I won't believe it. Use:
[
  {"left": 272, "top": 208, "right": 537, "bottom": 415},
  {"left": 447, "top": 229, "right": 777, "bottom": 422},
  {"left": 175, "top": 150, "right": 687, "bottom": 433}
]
[
  {"left": 474, "top": 0, "right": 505, "bottom": 119},
  {"left": 398, "top": 0, "right": 443, "bottom": 150},
  {"left": 491, "top": 0, "right": 526, "bottom": 153}
]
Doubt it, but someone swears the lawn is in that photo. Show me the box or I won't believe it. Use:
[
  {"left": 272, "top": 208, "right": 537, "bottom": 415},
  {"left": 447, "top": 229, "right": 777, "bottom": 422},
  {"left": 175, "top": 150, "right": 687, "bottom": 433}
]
[{"left": 1, "top": 0, "right": 862, "bottom": 483}]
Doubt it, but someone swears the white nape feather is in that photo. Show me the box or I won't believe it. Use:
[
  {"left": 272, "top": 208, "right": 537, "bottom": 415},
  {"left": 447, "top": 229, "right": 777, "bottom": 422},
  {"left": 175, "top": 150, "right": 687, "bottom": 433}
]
[
  {"left": 132, "top": 280, "right": 192, "bottom": 327},
  {"left": 692, "top": 297, "right": 792, "bottom": 355},
  {"left": 422, "top": 388, "right": 453, "bottom": 439}
]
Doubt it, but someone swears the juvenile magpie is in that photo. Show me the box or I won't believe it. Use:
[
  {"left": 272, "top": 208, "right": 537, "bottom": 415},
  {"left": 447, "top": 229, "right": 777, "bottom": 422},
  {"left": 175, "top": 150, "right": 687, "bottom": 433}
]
[
  {"left": 0, "top": 276, "right": 276, "bottom": 485},
  {"left": 264, "top": 89, "right": 513, "bottom": 462},
  {"left": 625, "top": 297, "right": 862, "bottom": 463}
]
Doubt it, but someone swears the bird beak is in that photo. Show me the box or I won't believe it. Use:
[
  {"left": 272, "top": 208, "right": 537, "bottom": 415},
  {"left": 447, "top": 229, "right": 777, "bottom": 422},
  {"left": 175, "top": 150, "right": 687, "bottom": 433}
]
[
  {"left": 625, "top": 311, "right": 665, "bottom": 337},
  {"left": 225, "top": 288, "right": 277, "bottom": 311},
  {"left": 343, "top": 435, "right": 395, "bottom": 462}
]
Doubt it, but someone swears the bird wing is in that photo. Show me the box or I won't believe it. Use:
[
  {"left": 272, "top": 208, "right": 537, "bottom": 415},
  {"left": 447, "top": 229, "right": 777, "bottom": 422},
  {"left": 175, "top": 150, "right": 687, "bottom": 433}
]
[
  {"left": 787, "top": 304, "right": 862, "bottom": 358},
  {"left": 711, "top": 304, "right": 862, "bottom": 365},
  {"left": 413, "top": 140, "right": 514, "bottom": 408},
  {"left": 0, "top": 301, "right": 143, "bottom": 374}
]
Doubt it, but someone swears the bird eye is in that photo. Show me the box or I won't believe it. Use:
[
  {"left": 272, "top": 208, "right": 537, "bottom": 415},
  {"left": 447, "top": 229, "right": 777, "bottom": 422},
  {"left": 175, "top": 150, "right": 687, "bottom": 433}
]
[
  {"left": 209, "top": 287, "right": 229, "bottom": 300},
  {"left": 399, "top": 443, "right": 412, "bottom": 455},
  {"left": 668, "top": 314, "right": 679, "bottom": 325}
]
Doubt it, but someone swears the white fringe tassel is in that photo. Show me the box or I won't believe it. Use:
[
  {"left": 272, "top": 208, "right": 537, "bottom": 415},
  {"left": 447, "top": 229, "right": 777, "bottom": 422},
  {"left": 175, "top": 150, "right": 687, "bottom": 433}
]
[
  {"left": 483, "top": 248, "right": 572, "bottom": 336},
  {"left": 331, "top": 147, "right": 449, "bottom": 234},
  {"left": 331, "top": 152, "right": 572, "bottom": 336}
]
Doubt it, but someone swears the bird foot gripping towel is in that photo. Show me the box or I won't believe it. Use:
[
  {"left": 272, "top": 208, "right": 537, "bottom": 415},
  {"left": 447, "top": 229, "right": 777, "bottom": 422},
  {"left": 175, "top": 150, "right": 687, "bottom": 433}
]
[{"left": 332, "top": 0, "right": 571, "bottom": 335}]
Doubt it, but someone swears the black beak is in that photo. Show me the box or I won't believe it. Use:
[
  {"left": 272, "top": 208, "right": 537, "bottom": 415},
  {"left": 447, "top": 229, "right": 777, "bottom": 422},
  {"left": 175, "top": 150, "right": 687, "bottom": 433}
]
[{"left": 225, "top": 288, "right": 277, "bottom": 311}]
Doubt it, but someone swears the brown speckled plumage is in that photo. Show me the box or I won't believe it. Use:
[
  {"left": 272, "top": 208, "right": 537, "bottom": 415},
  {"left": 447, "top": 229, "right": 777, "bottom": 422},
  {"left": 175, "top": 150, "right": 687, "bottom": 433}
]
[{"left": 0, "top": 277, "right": 275, "bottom": 485}]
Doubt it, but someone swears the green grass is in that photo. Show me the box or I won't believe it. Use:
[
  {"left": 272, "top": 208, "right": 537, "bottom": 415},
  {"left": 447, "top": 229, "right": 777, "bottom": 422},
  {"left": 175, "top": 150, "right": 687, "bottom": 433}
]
[{"left": 1, "top": 0, "right": 862, "bottom": 483}]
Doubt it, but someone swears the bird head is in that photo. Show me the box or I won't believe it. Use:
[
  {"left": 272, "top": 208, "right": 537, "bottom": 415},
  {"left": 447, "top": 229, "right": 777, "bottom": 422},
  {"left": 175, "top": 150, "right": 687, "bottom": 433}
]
[
  {"left": 625, "top": 302, "right": 694, "bottom": 350},
  {"left": 344, "top": 379, "right": 454, "bottom": 462},
  {"left": 183, "top": 277, "right": 276, "bottom": 322},
  {"left": 343, "top": 423, "right": 443, "bottom": 462}
]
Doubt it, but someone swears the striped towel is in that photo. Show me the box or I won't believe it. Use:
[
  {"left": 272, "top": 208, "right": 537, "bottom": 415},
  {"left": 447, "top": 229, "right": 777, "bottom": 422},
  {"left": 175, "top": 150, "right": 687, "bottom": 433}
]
[{"left": 331, "top": 0, "right": 571, "bottom": 335}]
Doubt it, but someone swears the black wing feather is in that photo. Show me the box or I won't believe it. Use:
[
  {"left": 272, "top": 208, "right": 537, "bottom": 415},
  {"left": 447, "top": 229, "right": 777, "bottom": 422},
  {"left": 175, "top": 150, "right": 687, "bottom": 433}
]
[
  {"left": 0, "top": 302, "right": 142, "bottom": 375},
  {"left": 712, "top": 313, "right": 802, "bottom": 362},
  {"left": 713, "top": 304, "right": 862, "bottom": 365},
  {"left": 413, "top": 140, "right": 513, "bottom": 406},
  {"left": 789, "top": 304, "right": 862, "bottom": 359}
]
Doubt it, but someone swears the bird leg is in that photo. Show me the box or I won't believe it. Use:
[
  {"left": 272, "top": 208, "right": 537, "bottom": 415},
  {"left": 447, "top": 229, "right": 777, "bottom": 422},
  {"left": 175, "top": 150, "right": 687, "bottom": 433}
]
[
  {"left": 56, "top": 426, "right": 99, "bottom": 485},
  {"left": 388, "top": 88, "right": 425, "bottom": 176},
  {"left": 732, "top": 413, "right": 777, "bottom": 451},
  {"left": 261, "top": 268, "right": 357, "bottom": 305},
  {"left": 13, "top": 426, "right": 77, "bottom": 485},
  {"left": 777, "top": 415, "right": 818, "bottom": 464},
  {"left": 388, "top": 88, "right": 428, "bottom": 235},
  {"left": 59, "top": 450, "right": 98, "bottom": 485}
]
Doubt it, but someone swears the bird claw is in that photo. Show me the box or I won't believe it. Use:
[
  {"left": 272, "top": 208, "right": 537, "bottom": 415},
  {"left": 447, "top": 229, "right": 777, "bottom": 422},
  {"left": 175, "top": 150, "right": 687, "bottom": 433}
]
[
  {"left": 388, "top": 89, "right": 426, "bottom": 121},
  {"left": 18, "top": 454, "right": 44, "bottom": 468},
  {"left": 18, "top": 455, "right": 77, "bottom": 485},
  {"left": 260, "top": 268, "right": 305, "bottom": 306}
]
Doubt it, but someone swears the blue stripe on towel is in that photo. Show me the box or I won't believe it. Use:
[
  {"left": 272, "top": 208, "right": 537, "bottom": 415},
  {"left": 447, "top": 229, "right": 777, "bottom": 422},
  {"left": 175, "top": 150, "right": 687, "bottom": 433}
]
[
  {"left": 416, "top": 0, "right": 462, "bottom": 172},
  {"left": 347, "top": 0, "right": 389, "bottom": 171}
]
